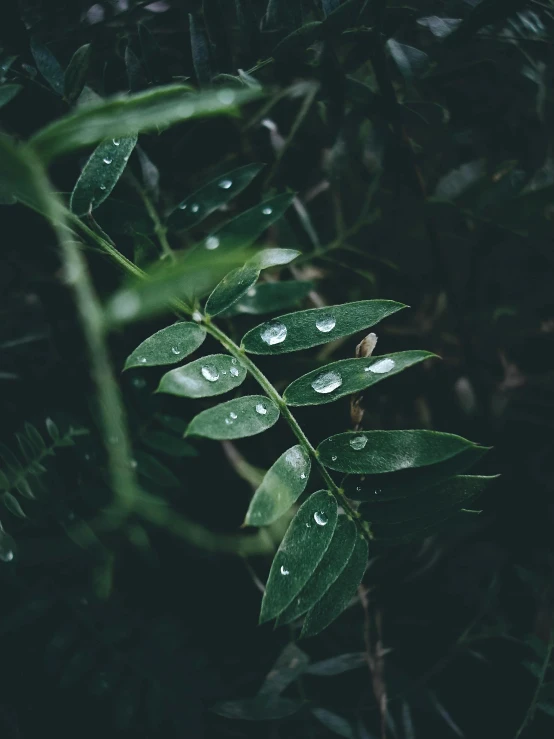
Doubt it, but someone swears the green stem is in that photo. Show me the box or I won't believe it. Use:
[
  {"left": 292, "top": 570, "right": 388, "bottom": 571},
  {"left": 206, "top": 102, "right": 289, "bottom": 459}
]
[
  {"left": 129, "top": 176, "right": 175, "bottom": 261},
  {"left": 515, "top": 629, "right": 554, "bottom": 739}
]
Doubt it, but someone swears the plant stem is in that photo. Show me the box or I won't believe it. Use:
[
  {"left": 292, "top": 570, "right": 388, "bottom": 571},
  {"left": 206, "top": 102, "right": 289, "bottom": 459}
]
[
  {"left": 129, "top": 175, "right": 175, "bottom": 261},
  {"left": 515, "top": 629, "right": 554, "bottom": 738}
]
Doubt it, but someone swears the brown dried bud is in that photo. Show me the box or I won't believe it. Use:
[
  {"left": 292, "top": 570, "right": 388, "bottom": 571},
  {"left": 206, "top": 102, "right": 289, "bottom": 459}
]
[
  {"left": 350, "top": 397, "right": 365, "bottom": 429},
  {"left": 356, "top": 332, "right": 378, "bottom": 359}
]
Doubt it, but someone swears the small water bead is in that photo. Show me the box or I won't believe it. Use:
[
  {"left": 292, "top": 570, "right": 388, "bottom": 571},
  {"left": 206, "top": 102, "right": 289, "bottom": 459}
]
[
  {"left": 349, "top": 436, "right": 368, "bottom": 451},
  {"left": 247, "top": 287, "right": 256, "bottom": 297},
  {"left": 260, "top": 321, "right": 287, "bottom": 346},
  {"left": 255, "top": 403, "right": 267, "bottom": 415},
  {"left": 300, "top": 473, "right": 306, "bottom": 480},
  {"left": 112, "top": 139, "right": 120, "bottom": 146},
  {"left": 231, "top": 358, "right": 237, "bottom": 364},
  {"left": 217, "top": 89, "right": 236, "bottom": 105},
  {"left": 171, "top": 347, "right": 181, "bottom": 356},
  {"left": 103, "top": 157, "right": 113, "bottom": 165},
  {"left": 225, "top": 418, "right": 232, "bottom": 425},
  {"left": 230, "top": 366, "right": 240, "bottom": 377},
  {"left": 262, "top": 207, "right": 273, "bottom": 215},
  {"left": 99, "top": 184, "right": 107, "bottom": 191},
  {"left": 332, "top": 455, "right": 338, "bottom": 462},
  {"left": 374, "top": 489, "right": 381, "bottom": 496},
  {"left": 356, "top": 486, "right": 362, "bottom": 492},
  {"left": 130, "top": 459, "right": 138, "bottom": 469},
  {"left": 139, "top": 357, "right": 148, "bottom": 364},
  {"left": 201, "top": 365, "right": 219, "bottom": 382},
  {"left": 178, "top": 202, "right": 187, "bottom": 210},
  {"left": 230, "top": 412, "right": 238, "bottom": 420},
  {"left": 280, "top": 565, "right": 290, "bottom": 576},
  {"left": 205, "top": 235, "right": 220, "bottom": 250},
  {"left": 311, "top": 370, "right": 342, "bottom": 394},
  {"left": 366, "top": 358, "right": 396, "bottom": 374},
  {"left": 218, "top": 179, "right": 233, "bottom": 189},
  {"left": 315, "top": 314, "right": 336, "bottom": 333},
  {"left": 314, "top": 511, "right": 329, "bottom": 526},
  {"left": 191, "top": 204, "right": 200, "bottom": 213}
]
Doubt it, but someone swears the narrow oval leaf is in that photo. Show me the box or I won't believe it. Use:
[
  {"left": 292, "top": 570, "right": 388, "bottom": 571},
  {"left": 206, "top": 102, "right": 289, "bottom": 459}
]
[
  {"left": 273, "top": 22, "right": 323, "bottom": 58},
  {"left": 371, "top": 507, "right": 473, "bottom": 544},
  {"left": 30, "top": 85, "right": 261, "bottom": 162},
  {"left": 301, "top": 535, "right": 368, "bottom": 638},
  {"left": 225, "top": 280, "right": 313, "bottom": 316},
  {"left": 242, "top": 300, "right": 406, "bottom": 355},
  {"left": 64, "top": 44, "right": 92, "bottom": 104},
  {"left": 284, "top": 351, "right": 436, "bottom": 406},
  {"left": 213, "top": 697, "right": 302, "bottom": 720},
  {"left": 189, "top": 13, "right": 213, "bottom": 86},
  {"left": 360, "top": 475, "right": 495, "bottom": 525},
  {"left": 187, "top": 395, "right": 279, "bottom": 440},
  {"left": 124, "top": 322, "right": 206, "bottom": 370},
  {"left": 317, "top": 430, "right": 478, "bottom": 475},
  {"left": 3, "top": 492, "right": 26, "bottom": 518},
  {"left": 70, "top": 135, "right": 137, "bottom": 216},
  {"left": 306, "top": 652, "right": 367, "bottom": 676},
  {"left": 200, "top": 193, "right": 295, "bottom": 252},
  {"left": 157, "top": 354, "right": 247, "bottom": 398},
  {"left": 260, "top": 491, "right": 338, "bottom": 623},
  {"left": 30, "top": 37, "right": 64, "bottom": 94},
  {"left": 245, "top": 445, "right": 311, "bottom": 526},
  {"left": 258, "top": 643, "right": 310, "bottom": 697},
  {"left": 345, "top": 445, "right": 489, "bottom": 501},
  {"left": 277, "top": 516, "right": 357, "bottom": 625},
  {"left": 134, "top": 451, "right": 180, "bottom": 487},
  {"left": 168, "top": 163, "right": 265, "bottom": 231},
  {"left": 0, "top": 85, "right": 22, "bottom": 109}
]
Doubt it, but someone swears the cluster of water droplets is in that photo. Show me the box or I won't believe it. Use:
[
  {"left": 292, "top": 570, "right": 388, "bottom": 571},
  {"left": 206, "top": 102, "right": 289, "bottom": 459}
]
[
  {"left": 365, "top": 358, "right": 396, "bottom": 374},
  {"left": 225, "top": 411, "right": 238, "bottom": 426},
  {"left": 311, "top": 370, "right": 342, "bottom": 394}
]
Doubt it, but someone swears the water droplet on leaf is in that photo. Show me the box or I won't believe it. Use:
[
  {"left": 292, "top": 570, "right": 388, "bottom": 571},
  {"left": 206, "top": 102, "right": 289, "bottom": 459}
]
[
  {"left": 201, "top": 364, "right": 219, "bottom": 382},
  {"left": 311, "top": 370, "right": 342, "bottom": 394},
  {"left": 332, "top": 455, "right": 338, "bottom": 462},
  {"left": 103, "top": 157, "right": 112, "bottom": 164},
  {"left": 230, "top": 366, "right": 239, "bottom": 377},
  {"left": 260, "top": 321, "right": 287, "bottom": 346},
  {"left": 218, "top": 89, "right": 235, "bottom": 105},
  {"left": 314, "top": 511, "right": 328, "bottom": 526},
  {"left": 366, "top": 358, "right": 396, "bottom": 374},
  {"left": 280, "top": 565, "right": 290, "bottom": 575},
  {"left": 218, "top": 179, "right": 233, "bottom": 189},
  {"left": 262, "top": 206, "right": 273, "bottom": 215},
  {"left": 191, "top": 203, "right": 200, "bottom": 213},
  {"left": 315, "top": 314, "right": 336, "bottom": 333},
  {"left": 112, "top": 139, "right": 120, "bottom": 146},
  {"left": 230, "top": 412, "right": 238, "bottom": 420},
  {"left": 171, "top": 346, "right": 181, "bottom": 355},
  {"left": 349, "top": 436, "right": 368, "bottom": 451},
  {"left": 205, "top": 235, "right": 220, "bottom": 250},
  {"left": 255, "top": 403, "right": 267, "bottom": 415},
  {"left": 178, "top": 202, "right": 187, "bottom": 210},
  {"left": 99, "top": 184, "right": 106, "bottom": 190}
]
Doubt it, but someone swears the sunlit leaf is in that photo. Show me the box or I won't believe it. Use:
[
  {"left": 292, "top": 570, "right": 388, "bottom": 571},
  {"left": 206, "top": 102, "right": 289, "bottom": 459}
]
[
  {"left": 245, "top": 445, "right": 311, "bottom": 526},
  {"left": 30, "top": 37, "right": 64, "bottom": 95},
  {"left": 260, "top": 491, "right": 338, "bottom": 623},
  {"left": 0, "top": 84, "right": 22, "bottom": 109},
  {"left": 124, "top": 322, "right": 206, "bottom": 370},
  {"left": 277, "top": 516, "right": 356, "bottom": 625},
  {"left": 69, "top": 135, "right": 137, "bottom": 215},
  {"left": 64, "top": 44, "right": 92, "bottom": 105},
  {"left": 284, "top": 351, "right": 435, "bottom": 406},
  {"left": 242, "top": 300, "right": 406, "bottom": 355},
  {"left": 157, "top": 354, "right": 247, "bottom": 398},
  {"left": 168, "top": 163, "right": 264, "bottom": 231},
  {"left": 224, "top": 280, "right": 313, "bottom": 316},
  {"left": 301, "top": 535, "right": 368, "bottom": 638},
  {"left": 187, "top": 395, "right": 280, "bottom": 440}
]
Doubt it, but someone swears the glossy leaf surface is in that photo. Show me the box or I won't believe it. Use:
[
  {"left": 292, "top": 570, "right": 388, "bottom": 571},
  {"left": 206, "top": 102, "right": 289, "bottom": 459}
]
[
  {"left": 157, "top": 354, "right": 247, "bottom": 398},
  {"left": 124, "top": 322, "right": 206, "bottom": 370},
  {"left": 64, "top": 44, "right": 92, "bottom": 104},
  {"left": 186, "top": 395, "right": 279, "bottom": 440}
]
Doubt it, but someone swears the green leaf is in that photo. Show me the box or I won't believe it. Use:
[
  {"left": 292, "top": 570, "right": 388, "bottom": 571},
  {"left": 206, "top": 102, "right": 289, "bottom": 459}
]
[
  {"left": 29, "top": 85, "right": 261, "bottom": 162},
  {"left": 213, "top": 696, "right": 302, "bottom": 720},
  {"left": 30, "top": 37, "right": 64, "bottom": 95},
  {"left": 260, "top": 491, "right": 338, "bottom": 623},
  {"left": 157, "top": 354, "right": 247, "bottom": 398},
  {"left": 317, "top": 430, "right": 479, "bottom": 475},
  {"left": 245, "top": 445, "right": 311, "bottom": 526},
  {"left": 224, "top": 280, "right": 313, "bottom": 316},
  {"left": 142, "top": 430, "right": 197, "bottom": 458},
  {"left": 64, "top": 44, "right": 92, "bottom": 105},
  {"left": 45, "top": 418, "right": 60, "bottom": 442},
  {"left": 189, "top": 14, "right": 213, "bottom": 87},
  {"left": 205, "top": 248, "right": 299, "bottom": 316},
  {"left": 125, "top": 46, "right": 147, "bottom": 92},
  {"left": 24, "top": 423, "right": 45, "bottom": 453},
  {"left": 0, "top": 469, "right": 10, "bottom": 490},
  {"left": 344, "top": 445, "right": 489, "bottom": 501},
  {"left": 306, "top": 653, "right": 366, "bottom": 676},
  {"left": 360, "top": 476, "right": 495, "bottom": 525},
  {"left": 201, "top": 193, "right": 295, "bottom": 252},
  {"left": 134, "top": 451, "right": 180, "bottom": 487},
  {"left": 387, "top": 40, "right": 429, "bottom": 80},
  {"left": 258, "top": 643, "right": 310, "bottom": 697},
  {"left": 273, "top": 22, "right": 323, "bottom": 58},
  {"left": 371, "top": 507, "right": 474, "bottom": 544},
  {"left": 69, "top": 135, "right": 137, "bottom": 216},
  {"left": 311, "top": 708, "right": 355, "bottom": 739},
  {"left": 277, "top": 516, "right": 357, "bottom": 625},
  {"left": 0, "top": 84, "right": 22, "bottom": 109},
  {"left": 242, "top": 300, "right": 406, "bottom": 355},
  {"left": 124, "top": 322, "right": 206, "bottom": 370},
  {"left": 2, "top": 492, "right": 26, "bottom": 519},
  {"left": 300, "top": 535, "right": 368, "bottom": 638},
  {"left": 284, "top": 351, "right": 436, "bottom": 406},
  {"left": 186, "top": 395, "right": 280, "bottom": 440},
  {"left": 168, "top": 163, "right": 264, "bottom": 231}
]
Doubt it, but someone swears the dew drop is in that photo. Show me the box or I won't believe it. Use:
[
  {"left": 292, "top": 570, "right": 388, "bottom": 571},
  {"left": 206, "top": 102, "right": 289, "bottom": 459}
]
[
  {"left": 262, "top": 206, "right": 273, "bottom": 215},
  {"left": 230, "top": 412, "right": 238, "bottom": 420},
  {"left": 260, "top": 321, "right": 287, "bottom": 346},
  {"left": 201, "top": 364, "right": 219, "bottom": 382},
  {"left": 255, "top": 403, "right": 267, "bottom": 415},
  {"left": 103, "top": 157, "right": 113, "bottom": 165},
  {"left": 99, "top": 184, "right": 107, "bottom": 190},
  {"left": 247, "top": 287, "right": 256, "bottom": 297},
  {"left": 130, "top": 459, "right": 138, "bottom": 469},
  {"left": 112, "top": 138, "right": 120, "bottom": 146},
  {"left": 171, "top": 346, "right": 181, "bottom": 355},
  {"left": 349, "top": 435, "right": 368, "bottom": 451},
  {"left": 138, "top": 357, "right": 147, "bottom": 364},
  {"left": 374, "top": 489, "right": 381, "bottom": 496},
  {"left": 205, "top": 235, "right": 220, "bottom": 250},
  {"left": 314, "top": 511, "right": 328, "bottom": 526},
  {"left": 225, "top": 418, "right": 232, "bottom": 425},
  {"left": 356, "top": 486, "right": 362, "bottom": 492},
  {"left": 300, "top": 473, "right": 306, "bottom": 480},
  {"left": 191, "top": 203, "right": 200, "bottom": 213},
  {"left": 110, "top": 290, "right": 140, "bottom": 320},
  {"left": 217, "top": 89, "right": 236, "bottom": 105},
  {"left": 331, "top": 455, "right": 338, "bottom": 462},
  {"left": 230, "top": 366, "right": 240, "bottom": 377},
  {"left": 366, "top": 358, "right": 396, "bottom": 374},
  {"left": 280, "top": 565, "right": 290, "bottom": 576},
  {"left": 315, "top": 314, "right": 336, "bottom": 333},
  {"left": 192, "top": 310, "right": 203, "bottom": 322},
  {"left": 218, "top": 179, "right": 233, "bottom": 190},
  {"left": 311, "top": 370, "right": 342, "bottom": 394},
  {"left": 231, "top": 358, "right": 237, "bottom": 364},
  {"left": 178, "top": 202, "right": 187, "bottom": 210}
]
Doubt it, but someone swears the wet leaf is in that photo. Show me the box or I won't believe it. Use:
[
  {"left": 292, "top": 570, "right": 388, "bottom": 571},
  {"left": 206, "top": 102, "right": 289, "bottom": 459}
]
[
  {"left": 69, "top": 135, "right": 137, "bottom": 216},
  {"left": 245, "top": 445, "right": 311, "bottom": 526},
  {"left": 224, "top": 280, "right": 313, "bottom": 316},
  {"left": 260, "top": 491, "right": 338, "bottom": 623},
  {"left": 187, "top": 395, "right": 280, "bottom": 440},
  {"left": 0, "top": 84, "right": 22, "bottom": 109},
  {"left": 124, "top": 322, "right": 206, "bottom": 370},
  {"left": 64, "top": 44, "right": 92, "bottom": 104},
  {"left": 301, "top": 535, "right": 368, "bottom": 638},
  {"left": 30, "top": 37, "right": 64, "bottom": 95},
  {"left": 284, "top": 351, "right": 435, "bottom": 406},
  {"left": 242, "top": 300, "right": 406, "bottom": 355},
  {"left": 277, "top": 516, "right": 356, "bottom": 624},
  {"left": 157, "top": 354, "right": 247, "bottom": 398},
  {"left": 168, "top": 163, "right": 264, "bottom": 231}
]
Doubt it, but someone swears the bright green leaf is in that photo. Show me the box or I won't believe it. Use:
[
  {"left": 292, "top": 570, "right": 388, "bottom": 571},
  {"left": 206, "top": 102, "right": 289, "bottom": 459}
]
[
  {"left": 30, "top": 37, "right": 64, "bottom": 94},
  {"left": 301, "top": 535, "right": 368, "bottom": 638},
  {"left": 69, "top": 135, "right": 137, "bottom": 216},
  {"left": 64, "top": 44, "right": 92, "bottom": 105},
  {"left": 260, "top": 491, "right": 338, "bottom": 623},
  {"left": 168, "top": 163, "right": 265, "bottom": 231},
  {"left": 0, "top": 85, "right": 22, "bottom": 109},
  {"left": 242, "top": 300, "right": 406, "bottom": 355},
  {"left": 224, "top": 280, "right": 313, "bottom": 316},
  {"left": 245, "top": 445, "right": 311, "bottom": 526},
  {"left": 277, "top": 516, "right": 357, "bottom": 625},
  {"left": 284, "top": 351, "right": 436, "bottom": 406},
  {"left": 124, "top": 322, "right": 206, "bottom": 370},
  {"left": 317, "top": 430, "right": 479, "bottom": 475},
  {"left": 157, "top": 354, "right": 247, "bottom": 398},
  {"left": 186, "top": 395, "right": 280, "bottom": 440}
]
